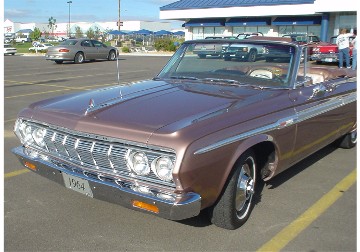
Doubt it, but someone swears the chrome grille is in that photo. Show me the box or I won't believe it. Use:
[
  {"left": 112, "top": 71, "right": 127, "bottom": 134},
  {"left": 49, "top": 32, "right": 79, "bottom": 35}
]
[{"left": 31, "top": 124, "right": 176, "bottom": 187}]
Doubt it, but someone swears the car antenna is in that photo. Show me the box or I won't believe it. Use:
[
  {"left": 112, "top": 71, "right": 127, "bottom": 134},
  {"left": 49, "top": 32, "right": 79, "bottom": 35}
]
[{"left": 116, "top": 50, "right": 123, "bottom": 99}]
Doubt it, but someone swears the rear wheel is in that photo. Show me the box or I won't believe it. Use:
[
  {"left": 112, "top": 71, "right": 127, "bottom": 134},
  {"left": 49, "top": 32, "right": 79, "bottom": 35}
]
[
  {"left": 338, "top": 130, "right": 357, "bottom": 149},
  {"left": 108, "top": 50, "right": 117, "bottom": 61},
  {"left": 209, "top": 150, "right": 257, "bottom": 230},
  {"left": 74, "top": 52, "right": 85, "bottom": 64}
]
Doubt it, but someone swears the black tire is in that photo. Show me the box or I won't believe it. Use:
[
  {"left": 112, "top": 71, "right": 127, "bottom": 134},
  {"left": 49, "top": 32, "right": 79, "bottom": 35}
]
[
  {"left": 108, "top": 50, "right": 117, "bottom": 61},
  {"left": 198, "top": 54, "right": 206, "bottom": 59},
  {"left": 74, "top": 52, "right": 85, "bottom": 64},
  {"left": 247, "top": 50, "right": 257, "bottom": 62},
  {"left": 338, "top": 130, "right": 357, "bottom": 149},
  {"left": 224, "top": 56, "right": 231, "bottom": 61},
  {"left": 209, "top": 150, "right": 257, "bottom": 230},
  {"left": 55, "top": 60, "right": 63, "bottom": 64}
]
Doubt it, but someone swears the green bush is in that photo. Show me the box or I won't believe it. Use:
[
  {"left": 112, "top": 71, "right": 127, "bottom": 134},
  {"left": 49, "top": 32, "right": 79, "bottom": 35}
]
[
  {"left": 122, "top": 46, "right": 130, "bottom": 53},
  {"left": 154, "top": 38, "right": 181, "bottom": 52}
]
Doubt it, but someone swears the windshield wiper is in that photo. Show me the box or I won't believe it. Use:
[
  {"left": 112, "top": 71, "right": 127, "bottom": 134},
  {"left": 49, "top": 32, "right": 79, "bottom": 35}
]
[
  {"left": 170, "top": 76, "right": 199, "bottom": 80},
  {"left": 203, "top": 78, "right": 242, "bottom": 86}
]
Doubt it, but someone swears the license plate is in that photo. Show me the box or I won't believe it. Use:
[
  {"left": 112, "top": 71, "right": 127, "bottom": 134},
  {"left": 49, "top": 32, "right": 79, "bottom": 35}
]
[
  {"left": 62, "top": 172, "right": 93, "bottom": 198},
  {"left": 324, "top": 58, "right": 334, "bottom": 62}
]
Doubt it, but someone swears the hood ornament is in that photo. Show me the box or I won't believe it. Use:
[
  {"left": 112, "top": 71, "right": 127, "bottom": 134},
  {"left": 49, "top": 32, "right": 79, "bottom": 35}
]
[{"left": 84, "top": 98, "right": 96, "bottom": 115}]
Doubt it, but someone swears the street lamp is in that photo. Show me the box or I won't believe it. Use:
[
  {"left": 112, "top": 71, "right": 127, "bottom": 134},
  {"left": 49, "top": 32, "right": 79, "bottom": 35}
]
[{"left": 67, "top": 1, "right": 72, "bottom": 37}]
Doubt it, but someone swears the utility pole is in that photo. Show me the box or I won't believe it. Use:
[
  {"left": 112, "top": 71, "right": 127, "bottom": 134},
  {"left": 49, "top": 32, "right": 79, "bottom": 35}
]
[
  {"left": 118, "top": 0, "right": 121, "bottom": 31},
  {"left": 67, "top": 1, "right": 72, "bottom": 37},
  {"left": 117, "top": 0, "right": 121, "bottom": 45}
]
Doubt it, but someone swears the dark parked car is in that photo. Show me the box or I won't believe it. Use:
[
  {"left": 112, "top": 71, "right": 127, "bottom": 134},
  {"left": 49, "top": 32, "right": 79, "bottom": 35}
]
[
  {"left": 45, "top": 38, "right": 118, "bottom": 64},
  {"left": 311, "top": 36, "right": 355, "bottom": 64},
  {"left": 222, "top": 33, "right": 265, "bottom": 61},
  {"left": 13, "top": 39, "right": 356, "bottom": 230}
]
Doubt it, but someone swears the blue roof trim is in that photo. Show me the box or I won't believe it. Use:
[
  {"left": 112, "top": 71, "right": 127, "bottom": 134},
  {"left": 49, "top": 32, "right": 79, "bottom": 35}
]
[
  {"left": 160, "top": 0, "right": 315, "bottom": 11},
  {"left": 184, "top": 19, "right": 225, "bottom": 27},
  {"left": 225, "top": 17, "right": 271, "bottom": 26},
  {"left": 272, "top": 16, "right": 322, "bottom": 25}
]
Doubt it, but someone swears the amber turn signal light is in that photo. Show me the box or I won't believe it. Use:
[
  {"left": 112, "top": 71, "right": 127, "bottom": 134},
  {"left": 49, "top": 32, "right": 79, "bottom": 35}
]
[
  {"left": 24, "top": 161, "right": 36, "bottom": 171},
  {"left": 132, "top": 200, "right": 159, "bottom": 214}
]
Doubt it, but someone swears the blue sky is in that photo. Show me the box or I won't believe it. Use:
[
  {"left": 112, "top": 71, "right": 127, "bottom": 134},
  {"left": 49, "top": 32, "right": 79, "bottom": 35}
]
[{"left": 4, "top": 0, "right": 179, "bottom": 25}]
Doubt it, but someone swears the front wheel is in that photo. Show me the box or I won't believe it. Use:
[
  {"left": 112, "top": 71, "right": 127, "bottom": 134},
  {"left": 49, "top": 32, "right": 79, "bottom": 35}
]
[
  {"left": 247, "top": 50, "right": 257, "bottom": 62},
  {"left": 209, "top": 150, "right": 257, "bottom": 229},
  {"left": 338, "top": 130, "right": 357, "bottom": 149}
]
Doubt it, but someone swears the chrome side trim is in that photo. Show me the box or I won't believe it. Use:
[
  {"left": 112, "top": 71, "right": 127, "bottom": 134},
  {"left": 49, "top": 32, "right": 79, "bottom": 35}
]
[{"left": 195, "top": 91, "right": 356, "bottom": 155}]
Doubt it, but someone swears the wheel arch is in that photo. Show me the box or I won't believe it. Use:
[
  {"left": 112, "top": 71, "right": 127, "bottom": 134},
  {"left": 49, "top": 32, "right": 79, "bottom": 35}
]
[{"left": 228, "top": 134, "right": 278, "bottom": 183}]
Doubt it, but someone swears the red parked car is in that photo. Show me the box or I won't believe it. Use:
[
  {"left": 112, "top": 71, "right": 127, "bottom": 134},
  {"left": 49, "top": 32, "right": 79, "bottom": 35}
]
[
  {"left": 282, "top": 34, "right": 326, "bottom": 59},
  {"left": 311, "top": 36, "right": 355, "bottom": 64}
]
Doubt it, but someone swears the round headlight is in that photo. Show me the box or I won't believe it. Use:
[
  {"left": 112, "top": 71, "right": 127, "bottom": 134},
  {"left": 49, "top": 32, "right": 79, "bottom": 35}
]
[
  {"left": 151, "top": 156, "right": 174, "bottom": 182},
  {"left": 32, "top": 128, "right": 47, "bottom": 147},
  {"left": 18, "top": 122, "right": 34, "bottom": 145},
  {"left": 127, "top": 151, "right": 150, "bottom": 175}
]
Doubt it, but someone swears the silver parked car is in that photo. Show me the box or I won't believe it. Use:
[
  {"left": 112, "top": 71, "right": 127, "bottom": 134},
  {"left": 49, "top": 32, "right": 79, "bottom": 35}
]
[{"left": 45, "top": 38, "right": 118, "bottom": 64}]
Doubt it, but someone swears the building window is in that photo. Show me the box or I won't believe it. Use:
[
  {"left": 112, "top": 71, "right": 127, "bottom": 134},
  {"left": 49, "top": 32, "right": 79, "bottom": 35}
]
[
  {"left": 192, "top": 27, "right": 204, "bottom": 40},
  {"left": 278, "top": 25, "right": 321, "bottom": 37}
]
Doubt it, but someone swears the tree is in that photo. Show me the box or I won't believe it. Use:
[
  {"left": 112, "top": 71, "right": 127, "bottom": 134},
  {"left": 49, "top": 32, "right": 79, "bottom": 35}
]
[
  {"left": 48, "top": 16, "right": 57, "bottom": 36},
  {"left": 30, "top": 27, "right": 42, "bottom": 41},
  {"left": 94, "top": 27, "right": 101, "bottom": 40},
  {"left": 74, "top": 26, "right": 83, "bottom": 38},
  {"left": 86, "top": 28, "right": 95, "bottom": 39}
]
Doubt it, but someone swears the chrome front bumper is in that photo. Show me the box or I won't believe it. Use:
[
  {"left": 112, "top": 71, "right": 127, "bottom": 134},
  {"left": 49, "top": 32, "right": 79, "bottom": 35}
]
[{"left": 12, "top": 146, "right": 201, "bottom": 221}]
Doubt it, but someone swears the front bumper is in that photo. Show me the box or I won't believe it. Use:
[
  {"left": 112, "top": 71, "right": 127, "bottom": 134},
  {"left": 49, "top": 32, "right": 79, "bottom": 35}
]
[{"left": 12, "top": 146, "right": 201, "bottom": 220}]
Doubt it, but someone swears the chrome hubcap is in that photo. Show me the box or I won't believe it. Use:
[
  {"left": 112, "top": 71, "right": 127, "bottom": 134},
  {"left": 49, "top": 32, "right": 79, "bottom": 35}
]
[
  {"left": 235, "top": 157, "right": 255, "bottom": 217},
  {"left": 350, "top": 130, "right": 357, "bottom": 144}
]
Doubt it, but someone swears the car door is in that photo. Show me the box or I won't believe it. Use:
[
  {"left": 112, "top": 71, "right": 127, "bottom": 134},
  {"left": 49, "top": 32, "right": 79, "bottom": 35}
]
[
  {"left": 91, "top": 40, "right": 108, "bottom": 59},
  {"left": 288, "top": 64, "right": 356, "bottom": 166},
  {"left": 80, "top": 39, "right": 96, "bottom": 59}
]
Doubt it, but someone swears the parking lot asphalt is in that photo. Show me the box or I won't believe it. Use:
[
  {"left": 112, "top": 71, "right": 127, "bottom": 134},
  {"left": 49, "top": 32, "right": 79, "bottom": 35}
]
[{"left": 4, "top": 55, "right": 356, "bottom": 251}]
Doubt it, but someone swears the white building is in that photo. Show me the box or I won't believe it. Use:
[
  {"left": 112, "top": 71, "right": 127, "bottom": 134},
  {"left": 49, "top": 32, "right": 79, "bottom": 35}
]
[
  {"left": 159, "top": 0, "right": 357, "bottom": 41},
  {"left": 4, "top": 19, "right": 173, "bottom": 38}
]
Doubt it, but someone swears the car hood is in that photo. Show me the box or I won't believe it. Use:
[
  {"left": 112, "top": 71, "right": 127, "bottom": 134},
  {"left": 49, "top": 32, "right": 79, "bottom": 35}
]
[{"left": 20, "top": 79, "right": 284, "bottom": 146}]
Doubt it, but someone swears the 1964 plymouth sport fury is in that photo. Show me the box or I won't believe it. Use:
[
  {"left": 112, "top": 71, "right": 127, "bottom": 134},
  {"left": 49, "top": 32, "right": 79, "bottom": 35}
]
[{"left": 12, "top": 38, "right": 356, "bottom": 230}]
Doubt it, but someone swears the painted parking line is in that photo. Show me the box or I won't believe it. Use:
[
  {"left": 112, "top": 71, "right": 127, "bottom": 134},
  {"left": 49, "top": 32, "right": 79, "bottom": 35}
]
[
  {"left": 4, "top": 169, "right": 30, "bottom": 179},
  {"left": 4, "top": 81, "right": 142, "bottom": 99},
  {"left": 257, "top": 168, "right": 356, "bottom": 252}
]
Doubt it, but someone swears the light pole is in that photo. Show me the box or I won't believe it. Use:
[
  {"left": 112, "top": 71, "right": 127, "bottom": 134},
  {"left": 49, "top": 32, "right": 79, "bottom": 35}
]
[
  {"left": 67, "top": 1, "right": 72, "bottom": 37},
  {"left": 118, "top": 0, "right": 121, "bottom": 32}
]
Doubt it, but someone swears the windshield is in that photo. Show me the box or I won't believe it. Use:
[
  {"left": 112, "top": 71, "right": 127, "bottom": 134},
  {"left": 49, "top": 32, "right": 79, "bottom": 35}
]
[{"left": 157, "top": 40, "right": 296, "bottom": 88}]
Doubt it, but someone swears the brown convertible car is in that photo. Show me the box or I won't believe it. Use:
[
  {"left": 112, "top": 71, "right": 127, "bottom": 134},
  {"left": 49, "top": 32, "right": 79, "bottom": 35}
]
[{"left": 13, "top": 38, "right": 356, "bottom": 230}]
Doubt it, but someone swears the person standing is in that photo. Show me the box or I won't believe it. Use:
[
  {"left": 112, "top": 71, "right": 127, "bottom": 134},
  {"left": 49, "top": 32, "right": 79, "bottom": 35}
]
[
  {"left": 336, "top": 28, "right": 352, "bottom": 68},
  {"left": 351, "top": 30, "right": 357, "bottom": 70}
]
